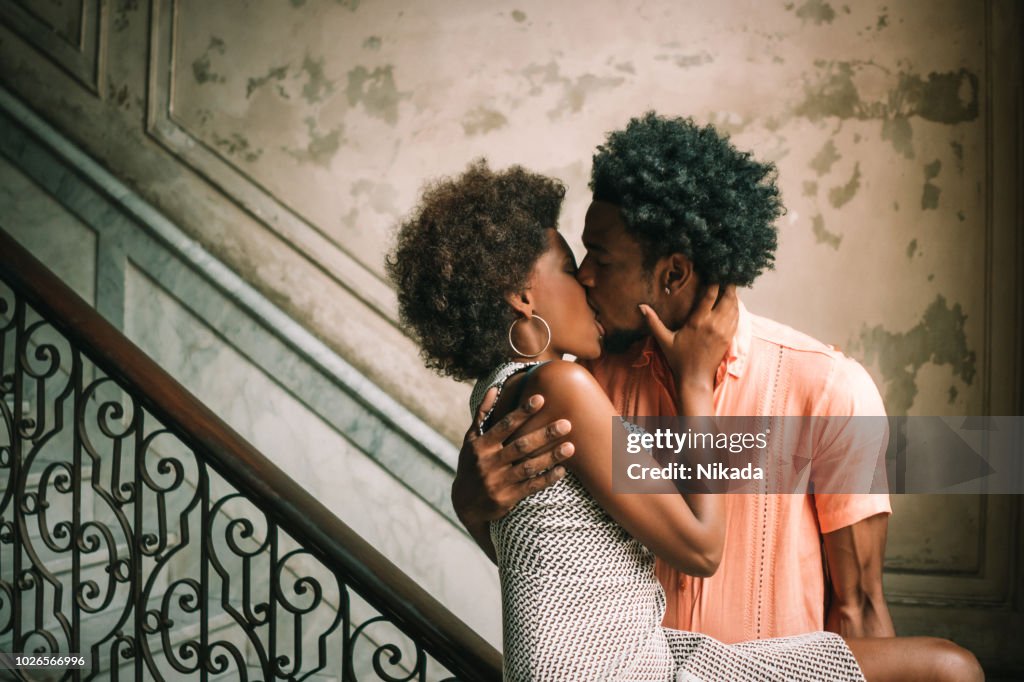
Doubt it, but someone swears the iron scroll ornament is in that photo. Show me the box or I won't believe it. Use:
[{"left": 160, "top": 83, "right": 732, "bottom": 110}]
[{"left": 0, "top": 280, "right": 472, "bottom": 680}]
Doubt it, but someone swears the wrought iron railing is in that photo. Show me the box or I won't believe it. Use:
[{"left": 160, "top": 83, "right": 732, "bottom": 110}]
[{"left": 0, "top": 228, "right": 502, "bottom": 681}]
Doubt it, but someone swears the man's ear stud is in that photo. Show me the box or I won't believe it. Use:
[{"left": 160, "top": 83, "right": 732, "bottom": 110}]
[{"left": 664, "top": 287, "right": 671, "bottom": 294}]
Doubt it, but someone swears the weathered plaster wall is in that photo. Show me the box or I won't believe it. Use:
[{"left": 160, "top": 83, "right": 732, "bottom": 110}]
[
  {"left": 168, "top": 0, "right": 993, "bottom": 421},
  {"left": 0, "top": 0, "right": 1011, "bottom": 427},
  {"left": 1, "top": 0, "right": 1021, "bottom": 670}
]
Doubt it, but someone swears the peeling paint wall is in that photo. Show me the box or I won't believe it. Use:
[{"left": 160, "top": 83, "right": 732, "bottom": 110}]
[
  {"left": 1, "top": 0, "right": 1005, "bottom": 424},
  {"left": 0, "top": 0, "right": 1021, "bottom": 665},
  {"left": 164, "top": 0, "right": 992, "bottom": 418}
]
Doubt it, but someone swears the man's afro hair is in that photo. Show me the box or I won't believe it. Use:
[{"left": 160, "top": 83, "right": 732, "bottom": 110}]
[{"left": 590, "top": 112, "right": 783, "bottom": 286}]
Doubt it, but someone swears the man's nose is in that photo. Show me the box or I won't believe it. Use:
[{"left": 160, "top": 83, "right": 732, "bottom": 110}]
[{"left": 576, "top": 256, "right": 594, "bottom": 287}]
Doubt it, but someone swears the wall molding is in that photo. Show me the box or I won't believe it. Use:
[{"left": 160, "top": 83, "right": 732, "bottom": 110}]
[
  {"left": 144, "top": 0, "right": 399, "bottom": 328},
  {"left": 0, "top": 85, "right": 463, "bottom": 530},
  {"left": 0, "top": 0, "right": 106, "bottom": 95},
  {"left": 881, "top": 0, "right": 1023, "bottom": 620}
]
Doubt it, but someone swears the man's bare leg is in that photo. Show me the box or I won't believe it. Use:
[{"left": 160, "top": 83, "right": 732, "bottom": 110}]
[{"left": 846, "top": 636, "right": 983, "bottom": 682}]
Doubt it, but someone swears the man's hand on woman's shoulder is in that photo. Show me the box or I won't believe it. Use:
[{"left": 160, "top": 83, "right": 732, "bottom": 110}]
[{"left": 452, "top": 390, "right": 575, "bottom": 560}]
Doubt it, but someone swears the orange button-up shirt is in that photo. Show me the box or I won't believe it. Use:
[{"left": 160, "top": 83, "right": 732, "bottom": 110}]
[{"left": 584, "top": 302, "right": 891, "bottom": 642}]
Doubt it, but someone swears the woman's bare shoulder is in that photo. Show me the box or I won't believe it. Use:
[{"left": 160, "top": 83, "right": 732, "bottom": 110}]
[
  {"left": 529, "top": 359, "right": 600, "bottom": 386},
  {"left": 524, "top": 360, "right": 612, "bottom": 414}
]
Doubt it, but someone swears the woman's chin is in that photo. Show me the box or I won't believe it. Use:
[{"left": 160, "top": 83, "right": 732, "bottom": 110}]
[{"left": 558, "top": 338, "right": 603, "bottom": 361}]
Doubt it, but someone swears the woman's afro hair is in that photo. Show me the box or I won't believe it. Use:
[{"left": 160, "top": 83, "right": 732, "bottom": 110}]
[
  {"left": 386, "top": 160, "right": 566, "bottom": 382},
  {"left": 590, "top": 112, "right": 783, "bottom": 285}
]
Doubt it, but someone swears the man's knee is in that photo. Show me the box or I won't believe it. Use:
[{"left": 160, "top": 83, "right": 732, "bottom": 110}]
[{"left": 927, "top": 638, "right": 984, "bottom": 682}]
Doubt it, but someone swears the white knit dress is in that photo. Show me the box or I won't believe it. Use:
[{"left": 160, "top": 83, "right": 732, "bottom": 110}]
[{"left": 473, "top": 362, "right": 866, "bottom": 682}]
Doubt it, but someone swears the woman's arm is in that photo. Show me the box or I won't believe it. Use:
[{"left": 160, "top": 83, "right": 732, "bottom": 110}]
[
  {"left": 489, "top": 285, "right": 737, "bottom": 575},
  {"left": 637, "top": 284, "right": 739, "bottom": 553},
  {"left": 514, "top": 360, "right": 725, "bottom": 576}
]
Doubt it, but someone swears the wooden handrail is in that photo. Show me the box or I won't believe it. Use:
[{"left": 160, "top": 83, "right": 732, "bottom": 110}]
[{"left": 0, "top": 227, "right": 502, "bottom": 681}]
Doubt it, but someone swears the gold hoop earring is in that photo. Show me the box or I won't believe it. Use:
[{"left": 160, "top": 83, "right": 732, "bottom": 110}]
[{"left": 508, "top": 315, "right": 552, "bottom": 358}]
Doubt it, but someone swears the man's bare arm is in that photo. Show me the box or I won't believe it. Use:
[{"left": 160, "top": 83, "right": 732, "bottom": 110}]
[
  {"left": 822, "top": 513, "right": 896, "bottom": 638},
  {"left": 452, "top": 389, "right": 575, "bottom": 563}
]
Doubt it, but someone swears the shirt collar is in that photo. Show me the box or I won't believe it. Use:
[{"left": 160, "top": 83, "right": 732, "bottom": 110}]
[{"left": 727, "top": 299, "right": 752, "bottom": 380}]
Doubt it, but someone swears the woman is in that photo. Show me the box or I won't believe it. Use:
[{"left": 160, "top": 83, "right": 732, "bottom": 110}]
[{"left": 386, "top": 161, "right": 982, "bottom": 681}]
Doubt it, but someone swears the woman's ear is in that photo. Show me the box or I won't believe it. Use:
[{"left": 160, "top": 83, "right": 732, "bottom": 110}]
[{"left": 504, "top": 289, "right": 534, "bottom": 317}]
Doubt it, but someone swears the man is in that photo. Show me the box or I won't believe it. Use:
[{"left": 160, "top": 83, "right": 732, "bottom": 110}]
[{"left": 453, "top": 112, "right": 895, "bottom": 642}]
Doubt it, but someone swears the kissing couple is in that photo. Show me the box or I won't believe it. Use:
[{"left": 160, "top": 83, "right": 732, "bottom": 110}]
[{"left": 387, "top": 112, "right": 982, "bottom": 681}]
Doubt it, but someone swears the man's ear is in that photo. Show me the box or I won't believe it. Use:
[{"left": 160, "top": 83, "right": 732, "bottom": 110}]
[{"left": 661, "top": 253, "right": 695, "bottom": 294}]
